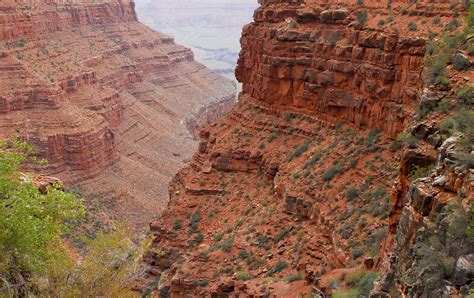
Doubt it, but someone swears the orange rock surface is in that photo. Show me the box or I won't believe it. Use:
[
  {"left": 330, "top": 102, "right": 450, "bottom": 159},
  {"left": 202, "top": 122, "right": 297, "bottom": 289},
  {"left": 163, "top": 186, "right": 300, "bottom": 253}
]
[
  {"left": 0, "top": 0, "right": 236, "bottom": 228},
  {"left": 139, "top": 0, "right": 471, "bottom": 296}
]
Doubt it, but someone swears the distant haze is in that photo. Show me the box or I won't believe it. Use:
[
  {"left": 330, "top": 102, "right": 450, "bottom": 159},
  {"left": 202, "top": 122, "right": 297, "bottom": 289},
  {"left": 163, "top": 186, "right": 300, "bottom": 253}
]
[{"left": 134, "top": 0, "right": 259, "bottom": 81}]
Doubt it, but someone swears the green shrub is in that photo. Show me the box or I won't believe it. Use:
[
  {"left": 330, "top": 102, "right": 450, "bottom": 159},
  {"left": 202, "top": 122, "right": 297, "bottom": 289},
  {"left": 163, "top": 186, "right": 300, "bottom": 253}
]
[
  {"left": 396, "top": 131, "right": 418, "bottom": 148},
  {"left": 352, "top": 247, "right": 364, "bottom": 259},
  {"left": 222, "top": 237, "right": 234, "bottom": 252},
  {"left": 433, "top": 16, "right": 441, "bottom": 25},
  {"left": 194, "top": 279, "right": 209, "bottom": 287},
  {"left": 285, "top": 274, "right": 303, "bottom": 282},
  {"left": 173, "top": 219, "right": 183, "bottom": 230},
  {"left": 287, "top": 140, "right": 310, "bottom": 161},
  {"left": 408, "top": 22, "right": 418, "bottom": 31},
  {"left": 452, "top": 53, "right": 471, "bottom": 71},
  {"left": 236, "top": 271, "right": 253, "bottom": 281},
  {"left": 214, "top": 233, "right": 223, "bottom": 242},
  {"left": 455, "top": 84, "right": 474, "bottom": 104},
  {"left": 378, "top": 19, "right": 385, "bottom": 26},
  {"left": 425, "top": 53, "right": 449, "bottom": 87},
  {"left": 345, "top": 187, "right": 359, "bottom": 201},
  {"left": 322, "top": 166, "right": 343, "bottom": 181},
  {"left": 266, "top": 261, "right": 288, "bottom": 277},
  {"left": 357, "top": 10, "right": 368, "bottom": 25},
  {"left": 303, "top": 152, "right": 322, "bottom": 169},
  {"left": 408, "top": 165, "right": 435, "bottom": 182}
]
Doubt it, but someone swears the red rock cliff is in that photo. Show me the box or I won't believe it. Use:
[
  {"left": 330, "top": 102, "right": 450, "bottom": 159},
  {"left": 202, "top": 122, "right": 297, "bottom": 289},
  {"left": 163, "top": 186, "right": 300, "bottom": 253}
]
[
  {"left": 236, "top": 0, "right": 460, "bottom": 136},
  {"left": 139, "top": 0, "right": 471, "bottom": 296},
  {"left": 0, "top": 0, "right": 236, "bottom": 228}
]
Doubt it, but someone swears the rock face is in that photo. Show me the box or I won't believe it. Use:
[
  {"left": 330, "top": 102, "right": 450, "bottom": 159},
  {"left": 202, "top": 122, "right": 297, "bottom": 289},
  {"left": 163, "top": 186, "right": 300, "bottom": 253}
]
[
  {"left": 0, "top": 0, "right": 236, "bottom": 227},
  {"left": 139, "top": 0, "right": 472, "bottom": 296},
  {"left": 237, "top": 0, "right": 427, "bottom": 137}
]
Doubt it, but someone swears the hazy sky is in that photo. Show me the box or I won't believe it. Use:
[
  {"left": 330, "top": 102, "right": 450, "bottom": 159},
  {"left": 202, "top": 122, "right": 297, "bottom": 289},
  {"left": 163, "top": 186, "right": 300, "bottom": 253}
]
[{"left": 134, "top": 0, "right": 259, "bottom": 80}]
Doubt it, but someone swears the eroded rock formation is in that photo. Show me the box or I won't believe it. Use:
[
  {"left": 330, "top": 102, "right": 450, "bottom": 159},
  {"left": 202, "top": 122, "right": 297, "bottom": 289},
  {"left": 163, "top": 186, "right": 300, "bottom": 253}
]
[
  {"left": 140, "top": 0, "right": 472, "bottom": 296},
  {"left": 0, "top": 0, "right": 236, "bottom": 228}
]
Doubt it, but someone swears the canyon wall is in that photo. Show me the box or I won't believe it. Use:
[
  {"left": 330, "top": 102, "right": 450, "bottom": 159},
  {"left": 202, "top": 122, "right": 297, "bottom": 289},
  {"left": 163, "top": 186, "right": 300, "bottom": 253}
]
[
  {"left": 140, "top": 0, "right": 472, "bottom": 296},
  {"left": 0, "top": 0, "right": 236, "bottom": 228}
]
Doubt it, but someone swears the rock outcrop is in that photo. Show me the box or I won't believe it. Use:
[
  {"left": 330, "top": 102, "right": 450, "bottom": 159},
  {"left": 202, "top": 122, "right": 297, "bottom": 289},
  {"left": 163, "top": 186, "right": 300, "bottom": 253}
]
[
  {"left": 0, "top": 0, "right": 236, "bottom": 228},
  {"left": 140, "top": 0, "right": 472, "bottom": 296}
]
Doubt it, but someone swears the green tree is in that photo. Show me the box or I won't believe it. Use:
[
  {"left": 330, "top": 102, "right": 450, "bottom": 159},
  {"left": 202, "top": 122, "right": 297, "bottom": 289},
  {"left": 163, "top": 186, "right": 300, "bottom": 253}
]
[{"left": 0, "top": 137, "right": 84, "bottom": 295}]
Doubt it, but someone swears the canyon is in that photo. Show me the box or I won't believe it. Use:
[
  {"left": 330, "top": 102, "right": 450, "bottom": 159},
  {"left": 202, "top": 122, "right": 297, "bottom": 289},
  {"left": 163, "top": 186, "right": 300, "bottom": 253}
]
[
  {"left": 0, "top": 0, "right": 236, "bottom": 229},
  {"left": 0, "top": 0, "right": 472, "bottom": 296},
  {"left": 134, "top": 0, "right": 258, "bottom": 81},
  {"left": 139, "top": 0, "right": 473, "bottom": 296}
]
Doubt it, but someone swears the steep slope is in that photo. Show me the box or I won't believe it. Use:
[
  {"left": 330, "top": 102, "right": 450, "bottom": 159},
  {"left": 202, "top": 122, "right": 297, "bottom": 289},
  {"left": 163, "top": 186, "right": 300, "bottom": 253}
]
[
  {"left": 0, "top": 0, "right": 236, "bottom": 228},
  {"left": 140, "top": 0, "right": 472, "bottom": 296}
]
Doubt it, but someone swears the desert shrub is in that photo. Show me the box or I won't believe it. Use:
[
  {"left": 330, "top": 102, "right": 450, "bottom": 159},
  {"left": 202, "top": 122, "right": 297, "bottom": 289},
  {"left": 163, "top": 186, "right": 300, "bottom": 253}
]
[
  {"left": 366, "top": 127, "right": 381, "bottom": 149},
  {"left": 425, "top": 52, "right": 449, "bottom": 87},
  {"left": 267, "top": 132, "right": 279, "bottom": 143},
  {"left": 455, "top": 84, "right": 474, "bottom": 104},
  {"left": 322, "top": 165, "right": 343, "bottom": 181},
  {"left": 408, "top": 165, "right": 434, "bottom": 182},
  {"left": 285, "top": 274, "right": 303, "bottom": 282},
  {"left": 236, "top": 271, "right": 253, "bottom": 281},
  {"left": 287, "top": 140, "right": 310, "bottom": 161},
  {"left": 188, "top": 209, "right": 201, "bottom": 233},
  {"left": 266, "top": 261, "right": 288, "bottom": 277},
  {"left": 274, "top": 227, "right": 292, "bottom": 243},
  {"left": 345, "top": 187, "right": 359, "bottom": 201},
  {"left": 352, "top": 247, "right": 364, "bottom": 259},
  {"left": 396, "top": 131, "right": 418, "bottom": 148},
  {"left": 378, "top": 19, "right": 385, "bottom": 26},
  {"left": 452, "top": 53, "right": 471, "bottom": 71},
  {"left": 173, "top": 219, "right": 183, "bottom": 230},
  {"left": 194, "top": 279, "right": 209, "bottom": 287},
  {"left": 303, "top": 152, "right": 322, "bottom": 169},
  {"left": 365, "top": 226, "right": 388, "bottom": 256},
  {"left": 387, "top": 13, "right": 394, "bottom": 23},
  {"left": 239, "top": 250, "right": 250, "bottom": 260},
  {"left": 408, "top": 22, "right": 418, "bottom": 31},
  {"left": 222, "top": 237, "right": 234, "bottom": 252},
  {"left": 357, "top": 10, "right": 368, "bottom": 25}
]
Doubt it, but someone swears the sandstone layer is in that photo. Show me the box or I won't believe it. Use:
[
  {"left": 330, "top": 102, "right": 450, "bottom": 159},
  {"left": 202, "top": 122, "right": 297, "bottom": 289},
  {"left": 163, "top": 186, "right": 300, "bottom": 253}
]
[
  {"left": 140, "top": 0, "right": 472, "bottom": 296},
  {"left": 0, "top": 0, "right": 236, "bottom": 228}
]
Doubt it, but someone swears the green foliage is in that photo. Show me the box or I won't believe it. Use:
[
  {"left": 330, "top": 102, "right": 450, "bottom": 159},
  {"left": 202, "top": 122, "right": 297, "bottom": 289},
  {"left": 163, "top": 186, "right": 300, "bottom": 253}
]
[
  {"left": 455, "top": 84, "right": 474, "bottom": 104},
  {"left": 425, "top": 52, "right": 449, "bottom": 88},
  {"left": 236, "top": 271, "right": 253, "bottom": 281},
  {"left": 396, "top": 131, "right": 418, "bottom": 148},
  {"left": 266, "top": 261, "right": 287, "bottom": 277},
  {"left": 322, "top": 165, "right": 343, "bottom": 181},
  {"left": 408, "top": 164, "right": 435, "bottom": 182},
  {"left": 173, "top": 219, "right": 183, "bottom": 230},
  {"left": 0, "top": 138, "right": 84, "bottom": 283},
  {"left": 63, "top": 226, "right": 143, "bottom": 297},
  {"left": 0, "top": 138, "right": 142, "bottom": 296},
  {"left": 452, "top": 53, "right": 471, "bottom": 71},
  {"left": 303, "top": 152, "right": 322, "bottom": 169},
  {"left": 408, "top": 22, "right": 418, "bottom": 31},
  {"left": 345, "top": 187, "right": 359, "bottom": 201},
  {"left": 287, "top": 140, "right": 310, "bottom": 161},
  {"left": 357, "top": 10, "right": 368, "bottom": 25},
  {"left": 222, "top": 237, "right": 234, "bottom": 252},
  {"left": 285, "top": 274, "right": 303, "bottom": 282}
]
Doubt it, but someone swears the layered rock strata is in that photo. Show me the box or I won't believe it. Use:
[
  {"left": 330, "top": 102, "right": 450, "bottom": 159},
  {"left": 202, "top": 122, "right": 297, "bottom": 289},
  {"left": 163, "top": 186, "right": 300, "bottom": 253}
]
[
  {"left": 0, "top": 0, "right": 236, "bottom": 227},
  {"left": 140, "top": 0, "right": 472, "bottom": 296}
]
